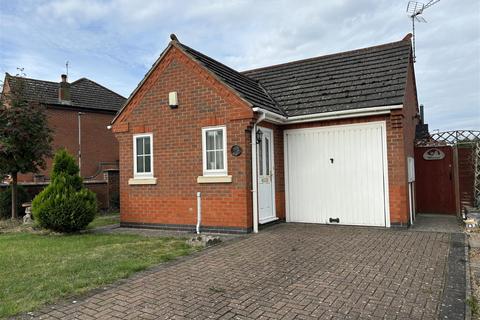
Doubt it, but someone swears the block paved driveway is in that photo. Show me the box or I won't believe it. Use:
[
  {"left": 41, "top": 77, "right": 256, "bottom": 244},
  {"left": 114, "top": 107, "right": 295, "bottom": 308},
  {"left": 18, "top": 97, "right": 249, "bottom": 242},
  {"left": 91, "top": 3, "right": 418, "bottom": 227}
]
[{"left": 27, "top": 224, "right": 456, "bottom": 319}]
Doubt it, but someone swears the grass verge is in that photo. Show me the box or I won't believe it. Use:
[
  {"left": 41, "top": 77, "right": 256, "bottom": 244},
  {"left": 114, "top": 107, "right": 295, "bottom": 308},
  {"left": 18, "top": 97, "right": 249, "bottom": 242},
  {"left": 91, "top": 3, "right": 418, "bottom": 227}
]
[
  {"left": 0, "top": 232, "right": 196, "bottom": 318},
  {"left": 87, "top": 213, "right": 120, "bottom": 229},
  {"left": 467, "top": 296, "right": 479, "bottom": 316}
]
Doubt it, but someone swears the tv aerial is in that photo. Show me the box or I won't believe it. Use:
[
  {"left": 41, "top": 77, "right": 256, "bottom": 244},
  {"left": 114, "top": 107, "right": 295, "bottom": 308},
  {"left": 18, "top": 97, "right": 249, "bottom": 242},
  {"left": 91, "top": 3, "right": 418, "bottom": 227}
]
[
  {"left": 406, "top": 0, "right": 440, "bottom": 62},
  {"left": 16, "top": 67, "right": 26, "bottom": 77}
]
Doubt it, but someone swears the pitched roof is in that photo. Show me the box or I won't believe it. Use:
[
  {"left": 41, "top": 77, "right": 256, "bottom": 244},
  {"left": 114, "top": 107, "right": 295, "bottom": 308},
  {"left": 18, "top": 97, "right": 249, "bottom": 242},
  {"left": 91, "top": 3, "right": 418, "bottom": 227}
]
[
  {"left": 174, "top": 37, "right": 412, "bottom": 117},
  {"left": 242, "top": 39, "right": 412, "bottom": 116},
  {"left": 112, "top": 35, "right": 413, "bottom": 124},
  {"left": 177, "top": 43, "right": 285, "bottom": 115},
  {"left": 5, "top": 74, "right": 126, "bottom": 112}
]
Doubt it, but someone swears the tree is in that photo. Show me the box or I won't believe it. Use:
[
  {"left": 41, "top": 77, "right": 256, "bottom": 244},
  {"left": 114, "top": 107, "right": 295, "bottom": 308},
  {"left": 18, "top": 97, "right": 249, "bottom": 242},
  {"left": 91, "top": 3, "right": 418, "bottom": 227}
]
[
  {"left": 0, "top": 79, "right": 52, "bottom": 219},
  {"left": 32, "top": 149, "right": 97, "bottom": 232}
]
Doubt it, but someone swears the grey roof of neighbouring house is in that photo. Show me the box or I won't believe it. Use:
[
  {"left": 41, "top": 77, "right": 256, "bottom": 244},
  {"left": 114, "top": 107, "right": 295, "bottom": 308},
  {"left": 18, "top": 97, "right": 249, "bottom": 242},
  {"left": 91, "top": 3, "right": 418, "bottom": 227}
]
[
  {"left": 178, "top": 37, "right": 412, "bottom": 117},
  {"left": 5, "top": 74, "right": 126, "bottom": 112}
]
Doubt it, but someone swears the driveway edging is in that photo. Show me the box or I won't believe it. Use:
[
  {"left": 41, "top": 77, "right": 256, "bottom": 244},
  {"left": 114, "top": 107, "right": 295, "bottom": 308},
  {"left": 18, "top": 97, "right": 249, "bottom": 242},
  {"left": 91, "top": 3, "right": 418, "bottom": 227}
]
[
  {"left": 465, "top": 242, "right": 472, "bottom": 320},
  {"left": 439, "top": 232, "right": 467, "bottom": 320}
]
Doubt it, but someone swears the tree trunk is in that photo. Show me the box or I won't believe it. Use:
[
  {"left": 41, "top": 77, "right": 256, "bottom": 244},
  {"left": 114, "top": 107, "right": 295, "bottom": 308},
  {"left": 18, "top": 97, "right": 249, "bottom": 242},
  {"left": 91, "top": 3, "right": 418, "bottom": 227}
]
[{"left": 11, "top": 172, "right": 18, "bottom": 220}]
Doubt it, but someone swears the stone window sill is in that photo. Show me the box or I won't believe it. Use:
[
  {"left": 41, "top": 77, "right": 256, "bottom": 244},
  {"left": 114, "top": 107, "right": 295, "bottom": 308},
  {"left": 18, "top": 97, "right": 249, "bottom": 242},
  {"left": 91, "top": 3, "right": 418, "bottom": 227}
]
[
  {"left": 128, "top": 177, "right": 157, "bottom": 185},
  {"left": 197, "top": 175, "right": 232, "bottom": 184}
]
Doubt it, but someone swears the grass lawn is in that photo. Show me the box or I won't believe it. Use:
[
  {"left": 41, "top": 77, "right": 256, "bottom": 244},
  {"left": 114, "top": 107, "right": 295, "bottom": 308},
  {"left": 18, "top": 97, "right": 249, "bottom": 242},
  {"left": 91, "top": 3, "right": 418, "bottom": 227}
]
[
  {"left": 0, "top": 232, "right": 197, "bottom": 318},
  {"left": 87, "top": 213, "right": 120, "bottom": 229}
]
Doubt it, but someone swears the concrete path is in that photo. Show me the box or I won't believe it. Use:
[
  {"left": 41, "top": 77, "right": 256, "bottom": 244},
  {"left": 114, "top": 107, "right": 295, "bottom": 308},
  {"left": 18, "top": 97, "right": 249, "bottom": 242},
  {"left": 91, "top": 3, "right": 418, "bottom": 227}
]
[
  {"left": 18, "top": 224, "right": 466, "bottom": 320},
  {"left": 90, "top": 225, "right": 242, "bottom": 242},
  {"left": 410, "top": 213, "right": 463, "bottom": 233}
]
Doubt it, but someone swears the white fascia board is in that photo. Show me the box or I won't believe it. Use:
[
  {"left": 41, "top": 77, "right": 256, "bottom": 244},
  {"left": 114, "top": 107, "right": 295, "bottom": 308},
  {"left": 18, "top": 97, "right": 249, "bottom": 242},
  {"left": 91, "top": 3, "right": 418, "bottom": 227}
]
[
  {"left": 258, "top": 110, "right": 286, "bottom": 124},
  {"left": 252, "top": 105, "right": 403, "bottom": 124},
  {"left": 286, "top": 110, "right": 392, "bottom": 124}
]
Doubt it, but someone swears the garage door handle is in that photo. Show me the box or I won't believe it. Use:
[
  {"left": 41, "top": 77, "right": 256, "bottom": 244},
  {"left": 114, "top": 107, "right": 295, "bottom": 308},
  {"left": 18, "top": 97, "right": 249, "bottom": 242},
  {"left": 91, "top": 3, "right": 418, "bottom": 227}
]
[{"left": 329, "top": 218, "right": 340, "bottom": 223}]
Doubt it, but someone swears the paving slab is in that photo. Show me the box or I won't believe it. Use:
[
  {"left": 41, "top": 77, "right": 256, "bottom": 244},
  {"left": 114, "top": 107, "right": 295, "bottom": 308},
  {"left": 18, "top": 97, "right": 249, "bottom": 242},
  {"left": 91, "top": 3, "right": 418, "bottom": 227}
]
[
  {"left": 469, "top": 238, "right": 480, "bottom": 248},
  {"left": 15, "top": 223, "right": 465, "bottom": 320},
  {"left": 89, "top": 225, "right": 242, "bottom": 242},
  {"left": 411, "top": 214, "right": 463, "bottom": 233}
]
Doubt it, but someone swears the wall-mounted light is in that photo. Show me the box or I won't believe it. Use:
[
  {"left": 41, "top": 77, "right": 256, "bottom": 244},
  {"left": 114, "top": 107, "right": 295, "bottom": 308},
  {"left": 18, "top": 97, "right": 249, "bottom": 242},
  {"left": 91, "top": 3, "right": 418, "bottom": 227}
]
[
  {"left": 256, "top": 128, "right": 263, "bottom": 144},
  {"left": 169, "top": 91, "right": 178, "bottom": 109}
]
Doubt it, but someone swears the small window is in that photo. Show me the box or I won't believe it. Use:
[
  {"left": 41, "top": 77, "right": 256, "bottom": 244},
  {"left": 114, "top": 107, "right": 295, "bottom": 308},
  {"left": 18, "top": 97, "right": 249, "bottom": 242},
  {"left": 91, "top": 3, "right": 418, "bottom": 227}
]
[
  {"left": 202, "top": 126, "right": 227, "bottom": 176},
  {"left": 133, "top": 133, "right": 153, "bottom": 178},
  {"left": 265, "top": 137, "right": 270, "bottom": 175},
  {"left": 258, "top": 140, "right": 263, "bottom": 175}
]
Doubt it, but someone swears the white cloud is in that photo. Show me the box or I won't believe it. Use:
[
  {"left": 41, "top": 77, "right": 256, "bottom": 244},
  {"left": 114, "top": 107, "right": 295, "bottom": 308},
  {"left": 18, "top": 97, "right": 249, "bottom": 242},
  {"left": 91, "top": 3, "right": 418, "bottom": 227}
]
[
  {"left": 36, "top": 0, "right": 111, "bottom": 23},
  {"left": 1, "top": 0, "right": 478, "bottom": 131}
]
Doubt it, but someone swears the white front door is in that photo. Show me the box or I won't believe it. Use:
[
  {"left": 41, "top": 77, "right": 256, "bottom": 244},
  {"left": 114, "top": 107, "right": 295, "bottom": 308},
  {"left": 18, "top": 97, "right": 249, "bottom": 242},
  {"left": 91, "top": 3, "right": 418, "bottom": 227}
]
[{"left": 257, "top": 127, "right": 276, "bottom": 224}]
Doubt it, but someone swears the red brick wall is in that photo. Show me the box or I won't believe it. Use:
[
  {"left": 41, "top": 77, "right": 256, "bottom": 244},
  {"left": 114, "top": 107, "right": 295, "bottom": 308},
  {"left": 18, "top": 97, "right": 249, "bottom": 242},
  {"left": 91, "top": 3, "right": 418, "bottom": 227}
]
[
  {"left": 5, "top": 180, "right": 112, "bottom": 211},
  {"left": 18, "top": 107, "right": 118, "bottom": 182},
  {"left": 83, "top": 181, "right": 109, "bottom": 210},
  {"left": 402, "top": 58, "right": 419, "bottom": 162},
  {"left": 387, "top": 110, "right": 409, "bottom": 224},
  {"left": 113, "top": 44, "right": 417, "bottom": 230},
  {"left": 113, "top": 46, "right": 254, "bottom": 230},
  {"left": 401, "top": 56, "right": 420, "bottom": 221}
]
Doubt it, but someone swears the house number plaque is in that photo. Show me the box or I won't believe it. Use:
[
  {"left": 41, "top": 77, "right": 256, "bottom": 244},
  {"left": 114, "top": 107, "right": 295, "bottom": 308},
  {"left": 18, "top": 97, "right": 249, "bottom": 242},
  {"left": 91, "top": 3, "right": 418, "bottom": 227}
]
[
  {"left": 231, "top": 145, "right": 242, "bottom": 156},
  {"left": 423, "top": 148, "right": 445, "bottom": 160}
]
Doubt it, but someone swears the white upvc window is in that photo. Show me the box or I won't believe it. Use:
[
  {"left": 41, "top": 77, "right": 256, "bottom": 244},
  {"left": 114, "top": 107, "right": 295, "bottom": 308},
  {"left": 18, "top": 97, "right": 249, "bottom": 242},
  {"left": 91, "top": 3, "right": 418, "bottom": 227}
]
[
  {"left": 133, "top": 133, "right": 153, "bottom": 178},
  {"left": 202, "top": 126, "right": 227, "bottom": 176}
]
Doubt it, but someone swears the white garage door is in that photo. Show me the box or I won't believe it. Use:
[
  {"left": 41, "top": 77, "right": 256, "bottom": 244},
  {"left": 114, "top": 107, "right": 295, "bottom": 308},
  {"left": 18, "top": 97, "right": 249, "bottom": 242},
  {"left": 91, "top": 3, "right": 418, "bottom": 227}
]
[{"left": 284, "top": 122, "right": 389, "bottom": 227}]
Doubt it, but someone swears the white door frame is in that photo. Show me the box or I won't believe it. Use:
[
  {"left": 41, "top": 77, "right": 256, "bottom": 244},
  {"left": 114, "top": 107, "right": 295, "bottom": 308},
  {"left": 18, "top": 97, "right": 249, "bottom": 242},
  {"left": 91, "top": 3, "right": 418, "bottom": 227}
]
[
  {"left": 283, "top": 121, "right": 390, "bottom": 227},
  {"left": 257, "top": 126, "right": 277, "bottom": 224}
]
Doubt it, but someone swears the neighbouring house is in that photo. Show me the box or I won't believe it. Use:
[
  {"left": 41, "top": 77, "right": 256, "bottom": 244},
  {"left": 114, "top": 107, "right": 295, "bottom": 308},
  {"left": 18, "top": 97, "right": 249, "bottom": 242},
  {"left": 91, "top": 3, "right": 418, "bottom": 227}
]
[
  {"left": 111, "top": 33, "right": 420, "bottom": 233},
  {"left": 1, "top": 73, "right": 126, "bottom": 210},
  {"left": 2, "top": 73, "right": 126, "bottom": 182}
]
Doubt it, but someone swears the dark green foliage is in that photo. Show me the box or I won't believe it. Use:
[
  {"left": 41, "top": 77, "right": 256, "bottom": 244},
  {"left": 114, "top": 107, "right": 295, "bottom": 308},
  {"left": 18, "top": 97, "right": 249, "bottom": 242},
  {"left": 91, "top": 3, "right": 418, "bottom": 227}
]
[
  {"left": 32, "top": 150, "right": 97, "bottom": 232},
  {"left": 0, "top": 94, "right": 52, "bottom": 176},
  {"left": 0, "top": 186, "right": 29, "bottom": 219},
  {"left": 110, "top": 194, "right": 120, "bottom": 211},
  {"left": 0, "top": 78, "right": 53, "bottom": 218},
  {"left": 50, "top": 149, "right": 82, "bottom": 189}
]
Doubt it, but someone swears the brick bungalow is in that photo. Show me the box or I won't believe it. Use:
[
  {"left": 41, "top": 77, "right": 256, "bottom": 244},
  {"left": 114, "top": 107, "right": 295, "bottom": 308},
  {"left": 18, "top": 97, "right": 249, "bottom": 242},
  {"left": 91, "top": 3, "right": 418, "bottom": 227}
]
[
  {"left": 2, "top": 73, "right": 126, "bottom": 182},
  {"left": 111, "top": 34, "right": 419, "bottom": 233}
]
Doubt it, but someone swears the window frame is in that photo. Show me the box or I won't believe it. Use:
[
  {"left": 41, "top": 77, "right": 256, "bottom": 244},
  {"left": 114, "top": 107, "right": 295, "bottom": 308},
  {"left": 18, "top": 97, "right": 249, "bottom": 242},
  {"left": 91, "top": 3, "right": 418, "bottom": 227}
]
[
  {"left": 133, "top": 133, "right": 154, "bottom": 179},
  {"left": 201, "top": 126, "right": 228, "bottom": 176}
]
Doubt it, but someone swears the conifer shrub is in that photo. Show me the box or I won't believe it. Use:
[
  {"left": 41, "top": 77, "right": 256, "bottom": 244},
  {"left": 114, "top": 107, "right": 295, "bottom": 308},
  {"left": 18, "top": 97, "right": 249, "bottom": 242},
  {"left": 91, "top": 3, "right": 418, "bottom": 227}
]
[{"left": 32, "top": 149, "right": 97, "bottom": 232}]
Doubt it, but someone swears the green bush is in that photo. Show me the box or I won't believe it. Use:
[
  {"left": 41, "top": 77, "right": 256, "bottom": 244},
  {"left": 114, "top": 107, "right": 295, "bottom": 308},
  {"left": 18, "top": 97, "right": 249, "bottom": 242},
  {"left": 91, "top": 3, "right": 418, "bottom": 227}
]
[
  {"left": 32, "top": 149, "right": 97, "bottom": 232},
  {"left": 0, "top": 186, "right": 30, "bottom": 219}
]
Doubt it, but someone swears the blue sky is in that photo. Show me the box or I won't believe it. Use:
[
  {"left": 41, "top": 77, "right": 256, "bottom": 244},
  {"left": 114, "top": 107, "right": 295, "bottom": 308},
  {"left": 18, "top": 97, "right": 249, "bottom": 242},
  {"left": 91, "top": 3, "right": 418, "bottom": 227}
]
[{"left": 1, "top": 0, "right": 479, "bottom": 131}]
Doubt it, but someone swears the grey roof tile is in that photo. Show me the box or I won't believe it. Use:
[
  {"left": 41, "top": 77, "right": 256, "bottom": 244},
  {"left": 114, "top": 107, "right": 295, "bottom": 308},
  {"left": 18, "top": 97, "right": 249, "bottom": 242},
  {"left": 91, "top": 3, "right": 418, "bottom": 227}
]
[
  {"left": 243, "top": 40, "right": 411, "bottom": 116},
  {"left": 177, "top": 42, "right": 286, "bottom": 115},
  {"left": 175, "top": 38, "right": 411, "bottom": 117},
  {"left": 5, "top": 74, "right": 126, "bottom": 112}
]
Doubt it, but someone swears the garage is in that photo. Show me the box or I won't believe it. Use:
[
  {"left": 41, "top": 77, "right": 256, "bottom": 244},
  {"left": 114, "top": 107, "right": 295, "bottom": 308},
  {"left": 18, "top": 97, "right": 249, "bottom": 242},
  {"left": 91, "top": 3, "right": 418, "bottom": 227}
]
[{"left": 284, "top": 122, "right": 390, "bottom": 227}]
